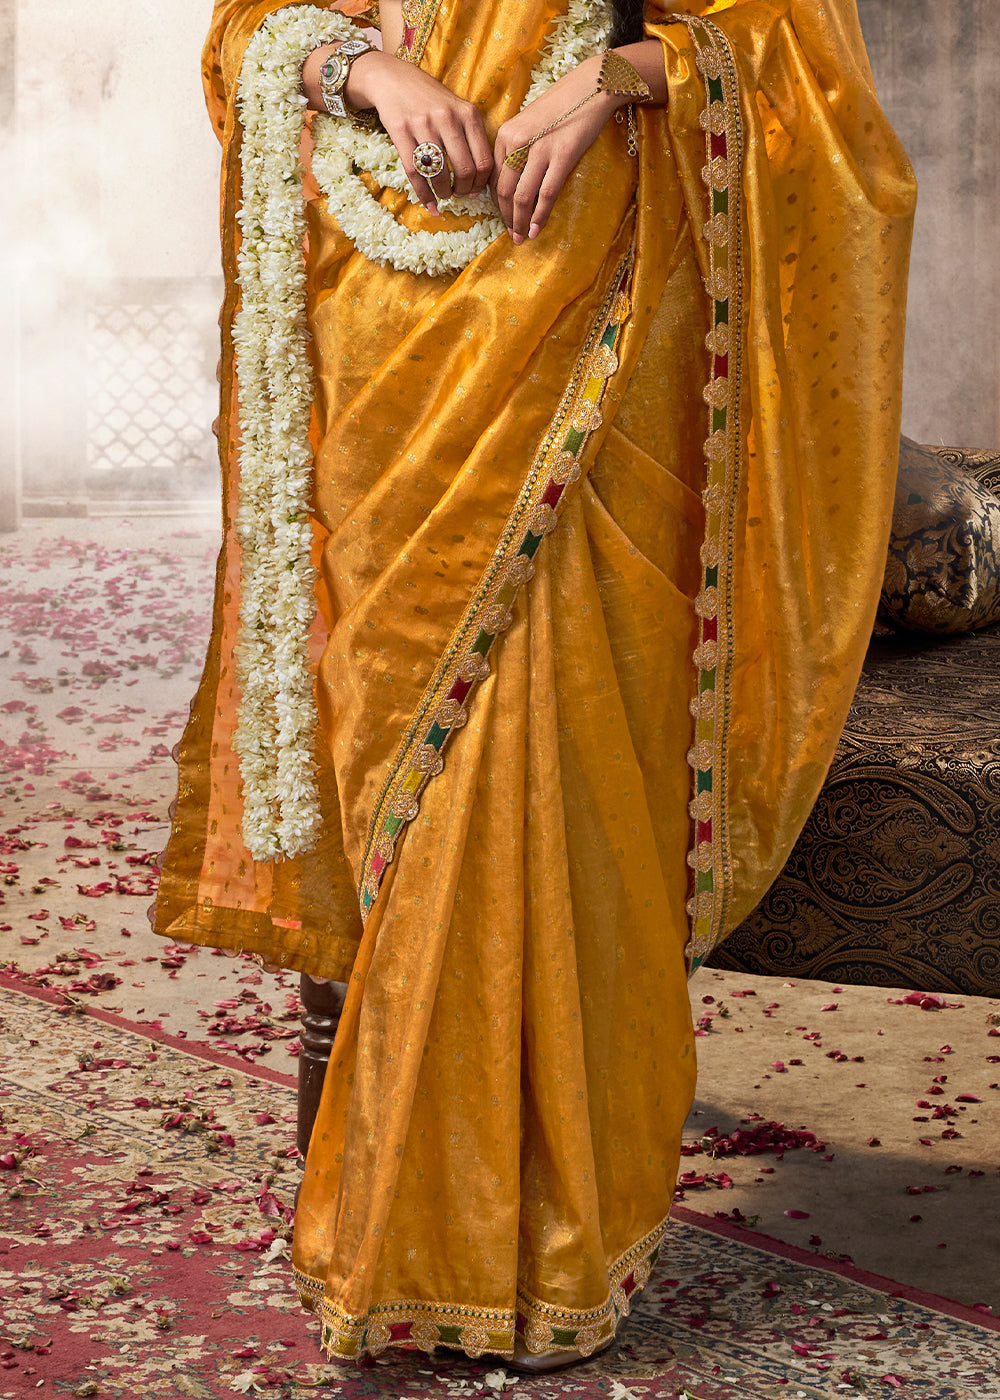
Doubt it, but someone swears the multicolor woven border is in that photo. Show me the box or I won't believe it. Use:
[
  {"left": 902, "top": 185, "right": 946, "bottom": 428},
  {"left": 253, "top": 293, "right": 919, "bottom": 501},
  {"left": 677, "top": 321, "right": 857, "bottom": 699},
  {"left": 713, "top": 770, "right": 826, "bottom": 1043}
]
[
  {"left": 398, "top": 0, "right": 442, "bottom": 61},
  {"left": 295, "top": 1214, "right": 665, "bottom": 1360},
  {"left": 672, "top": 15, "right": 746, "bottom": 972},
  {"left": 357, "top": 254, "right": 634, "bottom": 921}
]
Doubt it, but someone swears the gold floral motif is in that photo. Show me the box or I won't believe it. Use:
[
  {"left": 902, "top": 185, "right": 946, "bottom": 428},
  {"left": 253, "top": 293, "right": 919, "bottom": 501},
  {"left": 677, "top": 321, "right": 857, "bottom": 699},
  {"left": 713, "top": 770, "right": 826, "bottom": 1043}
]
[
  {"left": 435, "top": 698, "right": 468, "bottom": 729},
  {"left": 482, "top": 602, "right": 513, "bottom": 634},
  {"left": 400, "top": 0, "right": 423, "bottom": 24},
  {"left": 457, "top": 652, "right": 491, "bottom": 683},
  {"left": 694, "top": 639, "right": 719, "bottom": 670},
  {"left": 699, "top": 100, "right": 726, "bottom": 136},
  {"left": 391, "top": 791, "right": 420, "bottom": 821},
  {"left": 574, "top": 1324, "right": 602, "bottom": 1356},
  {"left": 689, "top": 790, "right": 714, "bottom": 821},
  {"left": 410, "top": 1321, "right": 440, "bottom": 1351},
  {"left": 702, "top": 377, "right": 729, "bottom": 409},
  {"left": 551, "top": 450, "right": 583, "bottom": 485},
  {"left": 365, "top": 1321, "right": 392, "bottom": 1354},
  {"left": 590, "top": 343, "right": 619, "bottom": 377},
  {"left": 458, "top": 1323, "right": 491, "bottom": 1356},
  {"left": 701, "top": 155, "right": 730, "bottom": 191},
  {"left": 687, "top": 890, "right": 714, "bottom": 920},
  {"left": 702, "top": 480, "right": 725, "bottom": 511},
  {"left": 687, "top": 740, "right": 714, "bottom": 771},
  {"left": 705, "top": 323, "right": 730, "bottom": 356},
  {"left": 523, "top": 1319, "right": 555, "bottom": 1353},
  {"left": 689, "top": 689, "right": 717, "bottom": 722},
  {"left": 375, "top": 829, "right": 395, "bottom": 859},
  {"left": 506, "top": 554, "right": 536, "bottom": 586},
  {"left": 695, "top": 46, "right": 723, "bottom": 81},
  {"left": 363, "top": 872, "right": 381, "bottom": 902},
  {"left": 412, "top": 743, "right": 445, "bottom": 775},
  {"left": 694, "top": 585, "right": 719, "bottom": 618},
  {"left": 702, "top": 212, "right": 729, "bottom": 246},
  {"left": 633, "top": 1256, "right": 653, "bottom": 1289},
  {"left": 572, "top": 402, "right": 604, "bottom": 433},
  {"left": 610, "top": 290, "right": 631, "bottom": 325},
  {"left": 700, "top": 538, "right": 720, "bottom": 567},
  {"left": 687, "top": 840, "right": 714, "bottom": 873},
  {"left": 703, "top": 433, "right": 727, "bottom": 467},
  {"left": 705, "top": 267, "right": 730, "bottom": 302},
  {"left": 612, "top": 1284, "right": 630, "bottom": 1317},
  {"left": 528, "top": 502, "right": 557, "bottom": 536}
]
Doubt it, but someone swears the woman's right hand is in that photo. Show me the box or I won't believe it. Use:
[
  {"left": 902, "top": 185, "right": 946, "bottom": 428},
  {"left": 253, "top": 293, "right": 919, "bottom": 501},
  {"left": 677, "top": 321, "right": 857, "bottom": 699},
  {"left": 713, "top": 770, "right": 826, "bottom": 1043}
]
[{"left": 302, "top": 47, "right": 493, "bottom": 214}]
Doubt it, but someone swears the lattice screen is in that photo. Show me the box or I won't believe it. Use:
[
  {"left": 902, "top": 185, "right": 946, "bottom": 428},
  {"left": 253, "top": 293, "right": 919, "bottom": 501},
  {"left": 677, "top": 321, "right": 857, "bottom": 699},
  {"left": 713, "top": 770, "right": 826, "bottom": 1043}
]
[{"left": 85, "top": 303, "right": 217, "bottom": 495}]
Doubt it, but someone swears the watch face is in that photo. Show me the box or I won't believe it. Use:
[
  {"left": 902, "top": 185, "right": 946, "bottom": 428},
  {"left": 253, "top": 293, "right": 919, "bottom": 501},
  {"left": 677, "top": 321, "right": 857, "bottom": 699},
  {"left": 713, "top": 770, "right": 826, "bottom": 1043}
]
[
  {"left": 339, "top": 40, "right": 371, "bottom": 57},
  {"left": 320, "top": 53, "right": 349, "bottom": 92}
]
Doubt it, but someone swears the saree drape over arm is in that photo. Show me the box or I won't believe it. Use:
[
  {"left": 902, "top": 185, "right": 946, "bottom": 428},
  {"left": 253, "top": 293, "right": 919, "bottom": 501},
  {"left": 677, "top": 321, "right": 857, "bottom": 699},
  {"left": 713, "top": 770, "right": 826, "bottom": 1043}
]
[{"left": 155, "top": 0, "right": 914, "bottom": 1361}]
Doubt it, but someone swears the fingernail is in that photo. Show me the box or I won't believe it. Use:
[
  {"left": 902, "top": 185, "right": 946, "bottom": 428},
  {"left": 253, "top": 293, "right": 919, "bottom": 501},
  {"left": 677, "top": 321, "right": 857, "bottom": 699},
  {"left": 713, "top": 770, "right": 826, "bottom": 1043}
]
[
  {"left": 528, "top": 223, "right": 540, "bottom": 240},
  {"left": 426, "top": 202, "right": 438, "bottom": 216},
  {"left": 511, "top": 232, "right": 524, "bottom": 245}
]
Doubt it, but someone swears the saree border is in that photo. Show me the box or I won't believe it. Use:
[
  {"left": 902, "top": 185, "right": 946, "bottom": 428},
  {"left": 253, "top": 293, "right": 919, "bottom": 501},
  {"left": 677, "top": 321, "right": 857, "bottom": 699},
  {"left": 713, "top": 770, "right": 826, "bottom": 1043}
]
[
  {"left": 294, "top": 1212, "right": 666, "bottom": 1360},
  {"left": 356, "top": 252, "right": 635, "bottom": 921},
  {"left": 672, "top": 15, "right": 746, "bottom": 972},
  {"left": 399, "top": 0, "right": 443, "bottom": 61}
]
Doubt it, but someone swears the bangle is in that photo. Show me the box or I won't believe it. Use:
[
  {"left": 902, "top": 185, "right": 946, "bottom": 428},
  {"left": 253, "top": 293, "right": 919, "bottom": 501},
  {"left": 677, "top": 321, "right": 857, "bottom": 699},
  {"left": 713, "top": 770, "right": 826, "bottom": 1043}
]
[
  {"left": 317, "top": 38, "right": 377, "bottom": 120},
  {"left": 504, "top": 50, "right": 651, "bottom": 172}
]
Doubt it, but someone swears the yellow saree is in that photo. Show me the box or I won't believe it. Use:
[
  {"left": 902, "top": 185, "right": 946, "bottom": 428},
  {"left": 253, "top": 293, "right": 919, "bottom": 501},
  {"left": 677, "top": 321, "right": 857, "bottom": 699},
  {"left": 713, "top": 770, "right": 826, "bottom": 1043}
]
[{"left": 154, "top": 0, "right": 914, "bottom": 1362}]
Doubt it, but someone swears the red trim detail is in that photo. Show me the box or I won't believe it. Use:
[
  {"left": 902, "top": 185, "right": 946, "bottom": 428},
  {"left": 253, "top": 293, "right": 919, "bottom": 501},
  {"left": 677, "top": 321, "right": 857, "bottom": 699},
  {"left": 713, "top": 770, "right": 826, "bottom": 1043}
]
[
  {"left": 711, "top": 131, "right": 727, "bottom": 159},
  {"left": 715, "top": 353, "right": 729, "bottom": 377},
  {"left": 672, "top": 1205, "right": 1000, "bottom": 1332},
  {"left": 703, "top": 616, "right": 718, "bottom": 642},
  {"left": 448, "top": 678, "right": 474, "bottom": 704},
  {"left": 0, "top": 971, "right": 298, "bottom": 1089},
  {"left": 543, "top": 480, "right": 565, "bottom": 508}
]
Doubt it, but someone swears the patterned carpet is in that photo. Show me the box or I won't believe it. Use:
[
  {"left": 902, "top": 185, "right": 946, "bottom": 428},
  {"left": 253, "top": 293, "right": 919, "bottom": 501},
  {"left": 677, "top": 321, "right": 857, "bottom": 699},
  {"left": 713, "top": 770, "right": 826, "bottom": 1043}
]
[{"left": 2, "top": 982, "right": 998, "bottom": 1400}]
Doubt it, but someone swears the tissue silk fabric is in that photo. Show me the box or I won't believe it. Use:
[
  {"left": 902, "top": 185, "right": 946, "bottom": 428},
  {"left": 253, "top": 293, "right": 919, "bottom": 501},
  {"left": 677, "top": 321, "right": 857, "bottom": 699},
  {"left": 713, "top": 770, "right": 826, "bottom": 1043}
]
[{"left": 154, "top": 0, "right": 915, "bottom": 1361}]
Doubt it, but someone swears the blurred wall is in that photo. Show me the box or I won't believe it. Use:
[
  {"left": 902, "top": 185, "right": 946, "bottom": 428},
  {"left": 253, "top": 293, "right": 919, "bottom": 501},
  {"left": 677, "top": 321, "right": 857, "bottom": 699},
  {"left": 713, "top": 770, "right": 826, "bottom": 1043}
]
[
  {"left": 4, "top": 0, "right": 999, "bottom": 520},
  {"left": 859, "top": 0, "right": 1000, "bottom": 449},
  {"left": 12, "top": 0, "right": 224, "bottom": 514}
]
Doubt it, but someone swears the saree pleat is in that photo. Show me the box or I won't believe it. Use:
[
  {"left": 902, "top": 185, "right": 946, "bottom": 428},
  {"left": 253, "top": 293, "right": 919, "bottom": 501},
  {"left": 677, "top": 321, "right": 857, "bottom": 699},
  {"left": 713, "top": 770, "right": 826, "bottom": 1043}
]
[{"left": 155, "top": 0, "right": 915, "bottom": 1362}]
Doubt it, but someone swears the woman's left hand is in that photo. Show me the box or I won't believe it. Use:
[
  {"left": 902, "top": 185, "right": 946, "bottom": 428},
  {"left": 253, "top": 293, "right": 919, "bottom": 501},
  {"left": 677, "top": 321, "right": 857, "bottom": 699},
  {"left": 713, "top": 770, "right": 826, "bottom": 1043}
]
[{"left": 492, "top": 54, "right": 621, "bottom": 244}]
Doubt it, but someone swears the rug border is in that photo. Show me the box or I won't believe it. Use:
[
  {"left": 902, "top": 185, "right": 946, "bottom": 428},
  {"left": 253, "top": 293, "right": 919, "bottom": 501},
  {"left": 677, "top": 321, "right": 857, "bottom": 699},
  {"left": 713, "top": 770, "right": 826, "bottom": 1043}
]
[
  {"left": 0, "top": 971, "right": 298, "bottom": 1089},
  {"left": 4, "top": 973, "right": 997, "bottom": 1334},
  {"left": 672, "top": 1204, "right": 1000, "bottom": 1332}
]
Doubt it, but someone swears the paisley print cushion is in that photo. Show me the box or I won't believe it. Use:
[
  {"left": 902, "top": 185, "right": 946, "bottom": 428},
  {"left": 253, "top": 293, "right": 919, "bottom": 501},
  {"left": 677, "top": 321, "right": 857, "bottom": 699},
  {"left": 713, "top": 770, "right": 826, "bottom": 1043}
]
[{"left": 879, "top": 437, "right": 1000, "bottom": 634}]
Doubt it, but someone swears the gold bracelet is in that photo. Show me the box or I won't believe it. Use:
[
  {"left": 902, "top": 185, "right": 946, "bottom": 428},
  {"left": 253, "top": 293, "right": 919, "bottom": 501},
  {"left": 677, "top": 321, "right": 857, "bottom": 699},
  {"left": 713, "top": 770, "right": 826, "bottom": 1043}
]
[{"left": 504, "top": 49, "right": 651, "bottom": 172}]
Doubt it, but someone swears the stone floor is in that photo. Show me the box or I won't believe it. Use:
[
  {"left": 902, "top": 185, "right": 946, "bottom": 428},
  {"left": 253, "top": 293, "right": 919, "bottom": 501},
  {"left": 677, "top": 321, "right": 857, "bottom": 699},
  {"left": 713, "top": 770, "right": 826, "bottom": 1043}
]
[{"left": 1, "top": 514, "right": 998, "bottom": 1314}]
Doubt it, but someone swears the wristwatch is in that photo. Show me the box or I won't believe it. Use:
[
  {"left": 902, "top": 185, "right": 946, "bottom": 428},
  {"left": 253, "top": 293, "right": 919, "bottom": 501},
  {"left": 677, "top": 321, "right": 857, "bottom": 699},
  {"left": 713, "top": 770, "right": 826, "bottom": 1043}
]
[{"left": 318, "top": 39, "right": 376, "bottom": 119}]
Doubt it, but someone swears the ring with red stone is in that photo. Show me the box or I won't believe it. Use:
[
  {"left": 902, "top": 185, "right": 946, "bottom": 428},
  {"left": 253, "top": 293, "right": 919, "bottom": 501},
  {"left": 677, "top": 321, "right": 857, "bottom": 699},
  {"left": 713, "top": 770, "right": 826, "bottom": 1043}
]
[{"left": 412, "top": 141, "right": 446, "bottom": 179}]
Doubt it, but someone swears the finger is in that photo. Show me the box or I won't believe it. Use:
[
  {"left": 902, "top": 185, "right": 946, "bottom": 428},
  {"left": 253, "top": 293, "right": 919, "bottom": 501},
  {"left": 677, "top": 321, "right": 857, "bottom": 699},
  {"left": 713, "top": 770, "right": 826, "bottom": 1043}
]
[
  {"left": 464, "top": 117, "right": 495, "bottom": 196},
  {"left": 526, "top": 166, "right": 565, "bottom": 238},
  {"left": 439, "top": 125, "right": 478, "bottom": 199},
  {"left": 509, "top": 152, "right": 547, "bottom": 243},
  {"left": 493, "top": 160, "right": 522, "bottom": 233}
]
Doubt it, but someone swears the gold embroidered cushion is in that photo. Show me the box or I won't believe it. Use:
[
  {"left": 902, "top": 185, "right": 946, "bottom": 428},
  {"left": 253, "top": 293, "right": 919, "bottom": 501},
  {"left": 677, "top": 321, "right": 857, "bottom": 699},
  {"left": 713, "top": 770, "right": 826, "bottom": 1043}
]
[{"left": 879, "top": 437, "right": 1000, "bottom": 634}]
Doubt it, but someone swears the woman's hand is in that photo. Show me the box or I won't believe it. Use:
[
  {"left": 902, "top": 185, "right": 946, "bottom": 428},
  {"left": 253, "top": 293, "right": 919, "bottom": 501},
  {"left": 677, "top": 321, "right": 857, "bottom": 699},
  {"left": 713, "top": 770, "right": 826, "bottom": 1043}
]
[
  {"left": 492, "top": 54, "right": 621, "bottom": 245},
  {"left": 302, "top": 46, "right": 493, "bottom": 214}
]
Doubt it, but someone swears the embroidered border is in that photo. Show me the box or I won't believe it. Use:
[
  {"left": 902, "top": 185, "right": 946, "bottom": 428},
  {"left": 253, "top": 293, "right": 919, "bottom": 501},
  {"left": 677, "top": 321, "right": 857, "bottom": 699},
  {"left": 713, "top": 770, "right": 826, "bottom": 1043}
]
[
  {"left": 398, "top": 0, "right": 443, "bottom": 61},
  {"left": 294, "top": 1213, "right": 665, "bottom": 1360},
  {"left": 671, "top": 16, "right": 746, "bottom": 972},
  {"left": 357, "top": 253, "right": 634, "bottom": 921}
]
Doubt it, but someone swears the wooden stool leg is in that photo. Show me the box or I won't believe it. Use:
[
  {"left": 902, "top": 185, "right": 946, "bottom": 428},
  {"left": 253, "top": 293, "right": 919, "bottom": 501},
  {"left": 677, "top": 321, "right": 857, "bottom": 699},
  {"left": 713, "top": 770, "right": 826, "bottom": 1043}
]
[{"left": 297, "top": 974, "right": 347, "bottom": 1156}]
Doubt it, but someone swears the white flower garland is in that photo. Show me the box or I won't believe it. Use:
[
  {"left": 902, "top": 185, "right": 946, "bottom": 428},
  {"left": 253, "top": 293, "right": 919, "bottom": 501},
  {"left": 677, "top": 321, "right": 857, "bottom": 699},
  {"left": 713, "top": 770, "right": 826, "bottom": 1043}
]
[
  {"left": 310, "top": 0, "right": 612, "bottom": 275},
  {"left": 233, "top": 0, "right": 611, "bottom": 860}
]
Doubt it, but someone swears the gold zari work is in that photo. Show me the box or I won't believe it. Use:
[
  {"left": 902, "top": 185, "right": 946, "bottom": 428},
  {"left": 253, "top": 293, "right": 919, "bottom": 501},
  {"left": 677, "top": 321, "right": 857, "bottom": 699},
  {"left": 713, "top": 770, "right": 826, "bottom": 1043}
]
[{"left": 156, "top": 0, "right": 915, "bottom": 1367}]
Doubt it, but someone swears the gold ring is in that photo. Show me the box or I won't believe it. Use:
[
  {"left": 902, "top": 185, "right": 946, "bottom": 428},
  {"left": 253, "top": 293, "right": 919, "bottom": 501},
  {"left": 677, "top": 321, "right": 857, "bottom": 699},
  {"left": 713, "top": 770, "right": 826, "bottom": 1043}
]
[
  {"left": 412, "top": 141, "right": 446, "bottom": 179},
  {"left": 504, "top": 145, "right": 530, "bottom": 173}
]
